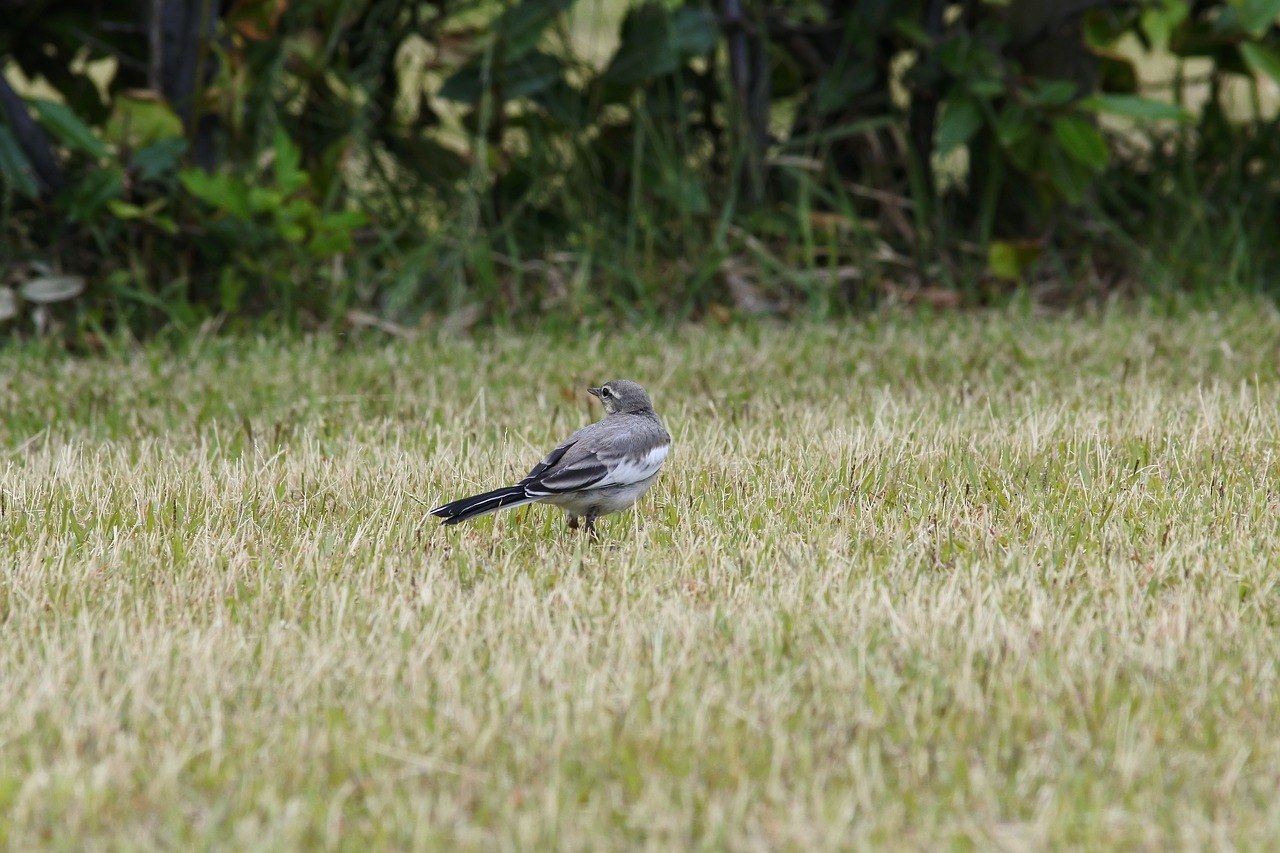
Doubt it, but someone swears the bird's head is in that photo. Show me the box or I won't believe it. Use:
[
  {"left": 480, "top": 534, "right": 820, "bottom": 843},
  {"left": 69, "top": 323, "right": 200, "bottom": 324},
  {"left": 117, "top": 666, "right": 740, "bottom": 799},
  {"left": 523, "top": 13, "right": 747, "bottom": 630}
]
[{"left": 588, "top": 380, "right": 653, "bottom": 415}]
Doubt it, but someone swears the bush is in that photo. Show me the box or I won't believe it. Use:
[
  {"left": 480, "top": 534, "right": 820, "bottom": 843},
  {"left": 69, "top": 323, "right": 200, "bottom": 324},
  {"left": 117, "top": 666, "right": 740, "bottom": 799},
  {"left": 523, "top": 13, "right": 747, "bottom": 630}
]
[{"left": 2, "top": 0, "right": 1280, "bottom": 339}]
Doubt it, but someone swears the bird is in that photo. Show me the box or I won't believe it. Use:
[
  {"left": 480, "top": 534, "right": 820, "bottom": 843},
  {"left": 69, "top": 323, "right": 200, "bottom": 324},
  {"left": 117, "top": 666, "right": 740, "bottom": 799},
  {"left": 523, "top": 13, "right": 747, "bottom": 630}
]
[{"left": 430, "top": 380, "right": 671, "bottom": 536}]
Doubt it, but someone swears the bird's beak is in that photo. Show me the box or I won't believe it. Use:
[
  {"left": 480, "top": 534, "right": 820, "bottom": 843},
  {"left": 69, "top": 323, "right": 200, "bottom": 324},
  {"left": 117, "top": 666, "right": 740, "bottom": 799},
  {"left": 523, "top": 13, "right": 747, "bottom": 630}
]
[{"left": 587, "top": 387, "right": 602, "bottom": 399}]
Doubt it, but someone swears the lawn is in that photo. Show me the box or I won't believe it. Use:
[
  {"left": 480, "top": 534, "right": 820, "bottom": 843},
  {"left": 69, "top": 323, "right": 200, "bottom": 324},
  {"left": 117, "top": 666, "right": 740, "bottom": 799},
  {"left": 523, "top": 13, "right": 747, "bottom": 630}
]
[{"left": 3, "top": 301, "right": 1280, "bottom": 849}]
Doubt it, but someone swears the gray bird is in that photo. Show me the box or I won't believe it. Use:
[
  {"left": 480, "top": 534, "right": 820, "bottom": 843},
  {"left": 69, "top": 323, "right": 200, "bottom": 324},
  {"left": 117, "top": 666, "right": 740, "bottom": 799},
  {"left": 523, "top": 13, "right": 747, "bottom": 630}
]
[{"left": 431, "top": 380, "right": 670, "bottom": 535}]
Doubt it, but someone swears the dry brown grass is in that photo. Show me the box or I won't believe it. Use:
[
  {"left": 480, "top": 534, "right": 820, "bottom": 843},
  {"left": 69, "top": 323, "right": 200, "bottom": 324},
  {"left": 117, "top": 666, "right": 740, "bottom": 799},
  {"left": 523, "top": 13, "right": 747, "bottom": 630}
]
[{"left": 3, "top": 300, "right": 1280, "bottom": 849}]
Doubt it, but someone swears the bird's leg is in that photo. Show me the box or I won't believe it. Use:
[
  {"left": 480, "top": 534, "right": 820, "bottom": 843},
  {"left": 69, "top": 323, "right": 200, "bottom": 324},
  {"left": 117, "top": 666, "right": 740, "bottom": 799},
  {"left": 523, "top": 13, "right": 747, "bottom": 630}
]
[
  {"left": 585, "top": 513, "right": 599, "bottom": 538},
  {"left": 567, "top": 515, "right": 580, "bottom": 532}
]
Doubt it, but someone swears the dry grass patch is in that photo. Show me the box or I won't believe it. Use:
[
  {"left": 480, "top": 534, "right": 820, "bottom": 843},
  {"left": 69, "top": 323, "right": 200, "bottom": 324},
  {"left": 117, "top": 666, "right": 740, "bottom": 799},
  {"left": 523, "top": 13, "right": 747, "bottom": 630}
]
[{"left": 3, "top": 301, "right": 1280, "bottom": 849}]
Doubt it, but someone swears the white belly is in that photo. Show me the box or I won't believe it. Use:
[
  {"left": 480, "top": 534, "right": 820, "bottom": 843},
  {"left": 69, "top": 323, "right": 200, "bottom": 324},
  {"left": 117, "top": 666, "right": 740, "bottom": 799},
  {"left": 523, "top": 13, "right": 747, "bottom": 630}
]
[{"left": 539, "top": 471, "right": 661, "bottom": 517}]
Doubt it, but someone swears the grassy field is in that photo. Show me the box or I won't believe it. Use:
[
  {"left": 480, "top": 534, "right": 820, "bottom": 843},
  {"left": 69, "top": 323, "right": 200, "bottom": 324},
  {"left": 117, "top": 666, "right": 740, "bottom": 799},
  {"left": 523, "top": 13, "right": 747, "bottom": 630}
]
[{"left": 3, "top": 301, "right": 1280, "bottom": 849}]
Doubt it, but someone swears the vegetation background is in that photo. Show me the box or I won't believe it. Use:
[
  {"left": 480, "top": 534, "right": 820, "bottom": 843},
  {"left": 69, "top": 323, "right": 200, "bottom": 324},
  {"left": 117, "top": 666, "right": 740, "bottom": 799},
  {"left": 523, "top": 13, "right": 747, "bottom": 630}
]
[
  {"left": 5, "top": 2, "right": 1280, "bottom": 847},
  {"left": 2, "top": 0, "right": 1280, "bottom": 339}
]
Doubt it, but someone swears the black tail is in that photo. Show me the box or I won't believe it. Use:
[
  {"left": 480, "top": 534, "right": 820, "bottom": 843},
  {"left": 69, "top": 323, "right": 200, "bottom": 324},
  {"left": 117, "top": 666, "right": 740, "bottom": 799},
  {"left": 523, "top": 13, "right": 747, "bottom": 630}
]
[{"left": 431, "top": 485, "right": 536, "bottom": 525}]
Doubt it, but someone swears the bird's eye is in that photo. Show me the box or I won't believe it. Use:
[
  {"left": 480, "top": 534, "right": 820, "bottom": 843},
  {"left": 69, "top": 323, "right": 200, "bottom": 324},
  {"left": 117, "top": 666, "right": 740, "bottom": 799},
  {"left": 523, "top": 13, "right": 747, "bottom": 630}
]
[{"left": 601, "top": 386, "right": 612, "bottom": 397}]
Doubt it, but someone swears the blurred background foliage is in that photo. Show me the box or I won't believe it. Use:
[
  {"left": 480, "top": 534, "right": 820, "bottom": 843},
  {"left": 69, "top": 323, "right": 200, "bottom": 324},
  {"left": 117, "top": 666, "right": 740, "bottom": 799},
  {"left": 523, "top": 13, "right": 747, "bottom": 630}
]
[{"left": 1, "top": 0, "right": 1280, "bottom": 340}]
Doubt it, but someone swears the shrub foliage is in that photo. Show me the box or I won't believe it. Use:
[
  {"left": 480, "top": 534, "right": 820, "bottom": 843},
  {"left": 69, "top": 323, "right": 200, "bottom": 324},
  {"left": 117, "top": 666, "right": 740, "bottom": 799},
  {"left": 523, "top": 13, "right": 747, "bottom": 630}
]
[{"left": 2, "top": 0, "right": 1280, "bottom": 335}]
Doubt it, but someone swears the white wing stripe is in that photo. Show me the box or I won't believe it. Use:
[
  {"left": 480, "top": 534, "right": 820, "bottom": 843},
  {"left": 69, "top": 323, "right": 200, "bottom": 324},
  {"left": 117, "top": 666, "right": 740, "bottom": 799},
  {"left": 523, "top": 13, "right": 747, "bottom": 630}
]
[{"left": 596, "top": 444, "right": 668, "bottom": 488}]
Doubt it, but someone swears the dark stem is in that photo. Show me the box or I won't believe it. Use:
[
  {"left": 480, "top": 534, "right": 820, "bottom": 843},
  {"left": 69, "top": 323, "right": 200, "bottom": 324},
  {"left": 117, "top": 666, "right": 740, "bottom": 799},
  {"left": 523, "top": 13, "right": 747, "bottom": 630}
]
[{"left": 0, "top": 68, "right": 65, "bottom": 194}]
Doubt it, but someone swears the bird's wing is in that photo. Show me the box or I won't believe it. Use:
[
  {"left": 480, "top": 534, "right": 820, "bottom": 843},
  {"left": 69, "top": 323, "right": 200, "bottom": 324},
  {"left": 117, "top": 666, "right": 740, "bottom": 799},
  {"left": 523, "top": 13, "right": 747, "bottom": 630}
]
[
  {"left": 522, "top": 417, "right": 669, "bottom": 496},
  {"left": 521, "top": 440, "right": 575, "bottom": 483}
]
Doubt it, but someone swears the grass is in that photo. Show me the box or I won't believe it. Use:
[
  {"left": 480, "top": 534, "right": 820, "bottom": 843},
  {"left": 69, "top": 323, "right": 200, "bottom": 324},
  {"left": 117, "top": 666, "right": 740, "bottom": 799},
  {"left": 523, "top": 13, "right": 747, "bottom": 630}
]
[{"left": 3, "top": 300, "right": 1280, "bottom": 849}]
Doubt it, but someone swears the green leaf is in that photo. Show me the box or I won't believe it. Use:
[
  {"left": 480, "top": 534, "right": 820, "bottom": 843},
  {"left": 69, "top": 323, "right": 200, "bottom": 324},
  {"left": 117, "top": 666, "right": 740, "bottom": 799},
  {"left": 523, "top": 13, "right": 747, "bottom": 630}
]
[
  {"left": 605, "top": 4, "right": 676, "bottom": 85},
  {"left": 994, "top": 105, "right": 1034, "bottom": 148},
  {"left": 107, "top": 199, "right": 146, "bottom": 219},
  {"left": 1006, "top": 135, "right": 1038, "bottom": 174},
  {"left": 493, "top": 0, "right": 575, "bottom": 61},
  {"left": 439, "top": 51, "right": 565, "bottom": 104},
  {"left": 1084, "top": 5, "right": 1135, "bottom": 47},
  {"left": 1234, "top": 0, "right": 1280, "bottom": 36},
  {"left": 31, "top": 99, "right": 108, "bottom": 159},
  {"left": 61, "top": 168, "right": 123, "bottom": 222},
  {"left": 320, "top": 210, "right": 367, "bottom": 231},
  {"left": 988, "top": 240, "right": 1043, "bottom": 283},
  {"left": 502, "top": 52, "right": 567, "bottom": 100},
  {"left": 1240, "top": 41, "right": 1280, "bottom": 87},
  {"left": 104, "top": 92, "right": 184, "bottom": 148},
  {"left": 894, "top": 18, "right": 932, "bottom": 49},
  {"left": 937, "top": 93, "right": 984, "bottom": 157},
  {"left": 108, "top": 197, "right": 164, "bottom": 218},
  {"left": 130, "top": 138, "right": 189, "bottom": 183},
  {"left": 181, "top": 169, "right": 253, "bottom": 219},
  {"left": 1043, "top": 144, "right": 1094, "bottom": 204},
  {"left": 309, "top": 211, "right": 366, "bottom": 255},
  {"left": 671, "top": 6, "right": 719, "bottom": 56},
  {"left": 1141, "top": 2, "right": 1189, "bottom": 50},
  {"left": 0, "top": 125, "right": 40, "bottom": 198},
  {"left": 437, "top": 63, "right": 485, "bottom": 104},
  {"left": 110, "top": 199, "right": 178, "bottom": 234},
  {"left": 1078, "top": 94, "right": 1189, "bottom": 121},
  {"left": 531, "top": 80, "right": 591, "bottom": 129},
  {"left": 276, "top": 220, "right": 307, "bottom": 242},
  {"left": 1023, "top": 79, "right": 1079, "bottom": 107},
  {"left": 1052, "top": 116, "right": 1109, "bottom": 171},
  {"left": 815, "top": 60, "right": 877, "bottom": 114},
  {"left": 274, "top": 197, "right": 312, "bottom": 224},
  {"left": 151, "top": 215, "right": 178, "bottom": 235},
  {"left": 273, "top": 128, "right": 307, "bottom": 195},
  {"left": 249, "top": 186, "right": 285, "bottom": 214},
  {"left": 968, "top": 80, "right": 1005, "bottom": 98}
]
